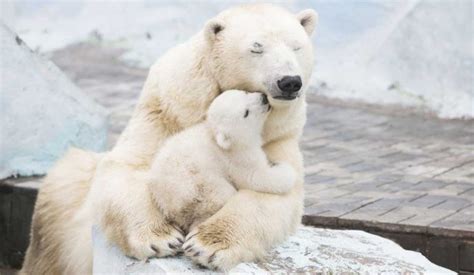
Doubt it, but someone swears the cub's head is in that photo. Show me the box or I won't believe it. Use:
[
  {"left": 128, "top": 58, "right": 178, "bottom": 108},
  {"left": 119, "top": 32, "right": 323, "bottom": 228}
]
[
  {"left": 207, "top": 90, "right": 271, "bottom": 150},
  {"left": 204, "top": 4, "right": 318, "bottom": 107}
]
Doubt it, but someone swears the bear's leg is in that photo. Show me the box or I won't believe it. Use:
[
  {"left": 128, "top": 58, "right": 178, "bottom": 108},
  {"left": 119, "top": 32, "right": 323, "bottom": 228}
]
[
  {"left": 21, "top": 148, "right": 102, "bottom": 275},
  {"left": 88, "top": 157, "right": 185, "bottom": 260},
  {"left": 183, "top": 138, "right": 304, "bottom": 270}
]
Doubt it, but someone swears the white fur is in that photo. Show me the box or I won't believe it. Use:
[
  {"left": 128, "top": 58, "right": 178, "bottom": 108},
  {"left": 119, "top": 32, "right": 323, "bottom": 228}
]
[
  {"left": 149, "top": 90, "right": 296, "bottom": 230},
  {"left": 21, "top": 4, "right": 318, "bottom": 273}
]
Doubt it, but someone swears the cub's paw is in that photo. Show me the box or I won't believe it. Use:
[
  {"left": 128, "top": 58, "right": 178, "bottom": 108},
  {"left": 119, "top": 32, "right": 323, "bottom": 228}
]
[
  {"left": 124, "top": 224, "right": 185, "bottom": 260},
  {"left": 183, "top": 227, "right": 241, "bottom": 271},
  {"left": 272, "top": 162, "right": 297, "bottom": 193}
]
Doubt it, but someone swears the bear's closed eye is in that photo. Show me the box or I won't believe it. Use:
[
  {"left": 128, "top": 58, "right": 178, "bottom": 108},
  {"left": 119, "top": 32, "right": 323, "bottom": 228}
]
[
  {"left": 244, "top": 109, "right": 249, "bottom": 118},
  {"left": 251, "top": 42, "right": 263, "bottom": 54}
]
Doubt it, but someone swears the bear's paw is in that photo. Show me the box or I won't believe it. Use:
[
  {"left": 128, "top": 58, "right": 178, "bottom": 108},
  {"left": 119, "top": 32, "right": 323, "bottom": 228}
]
[
  {"left": 183, "top": 226, "right": 243, "bottom": 270},
  {"left": 124, "top": 223, "right": 185, "bottom": 260}
]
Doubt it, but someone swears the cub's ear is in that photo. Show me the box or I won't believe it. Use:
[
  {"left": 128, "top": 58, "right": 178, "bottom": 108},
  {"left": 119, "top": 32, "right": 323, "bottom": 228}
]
[
  {"left": 296, "top": 9, "right": 318, "bottom": 36},
  {"left": 215, "top": 132, "right": 231, "bottom": 150},
  {"left": 204, "top": 18, "right": 225, "bottom": 43}
]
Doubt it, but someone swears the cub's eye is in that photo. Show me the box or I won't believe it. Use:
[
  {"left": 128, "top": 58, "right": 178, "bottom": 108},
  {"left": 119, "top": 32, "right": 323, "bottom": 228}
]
[
  {"left": 251, "top": 42, "right": 263, "bottom": 54},
  {"left": 293, "top": 46, "right": 302, "bottom": 51},
  {"left": 244, "top": 109, "right": 249, "bottom": 118}
]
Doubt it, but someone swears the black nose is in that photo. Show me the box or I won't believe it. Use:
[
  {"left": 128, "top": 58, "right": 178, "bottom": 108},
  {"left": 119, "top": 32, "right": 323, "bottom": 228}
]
[
  {"left": 277, "top": 76, "right": 302, "bottom": 93},
  {"left": 261, "top": 94, "right": 269, "bottom": 105}
]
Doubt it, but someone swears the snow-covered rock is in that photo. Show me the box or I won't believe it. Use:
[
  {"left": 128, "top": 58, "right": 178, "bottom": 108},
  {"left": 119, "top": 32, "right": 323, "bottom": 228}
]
[
  {"left": 313, "top": 0, "right": 474, "bottom": 119},
  {"left": 93, "top": 226, "right": 454, "bottom": 274},
  {"left": 0, "top": 24, "right": 107, "bottom": 179}
]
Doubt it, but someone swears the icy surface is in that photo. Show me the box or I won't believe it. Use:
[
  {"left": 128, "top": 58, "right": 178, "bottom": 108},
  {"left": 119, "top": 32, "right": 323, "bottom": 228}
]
[
  {"left": 93, "top": 226, "right": 454, "bottom": 274},
  {"left": 1, "top": 0, "right": 472, "bottom": 118},
  {"left": 0, "top": 24, "right": 107, "bottom": 179}
]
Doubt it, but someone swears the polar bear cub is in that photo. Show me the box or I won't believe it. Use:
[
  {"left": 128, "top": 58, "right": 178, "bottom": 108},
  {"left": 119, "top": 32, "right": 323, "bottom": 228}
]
[{"left": 148, "top": 90, "right": 296, "bottom": 229}]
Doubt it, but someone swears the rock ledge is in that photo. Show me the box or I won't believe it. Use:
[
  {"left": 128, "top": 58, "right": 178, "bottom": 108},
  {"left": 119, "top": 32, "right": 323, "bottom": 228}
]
[{"left": 93, "top": 226, "right": 454, "bottom": 274}]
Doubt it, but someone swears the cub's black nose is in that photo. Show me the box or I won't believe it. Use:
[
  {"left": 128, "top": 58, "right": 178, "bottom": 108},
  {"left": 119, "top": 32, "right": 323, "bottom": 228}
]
[
  {"left": 261, "top": 94, "right": 269, "bottom": 105},
  {"left": 277, "top": 75, "right": 302, "bottom": 93}
]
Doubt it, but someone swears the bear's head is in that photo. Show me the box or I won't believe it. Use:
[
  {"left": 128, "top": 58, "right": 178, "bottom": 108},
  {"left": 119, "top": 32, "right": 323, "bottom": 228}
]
[
  {"left": 204, "top": 4, "right": 318, "bottom": 108},
  {"left": 207, "top": 90, "right": 271, "bottom": 150}
]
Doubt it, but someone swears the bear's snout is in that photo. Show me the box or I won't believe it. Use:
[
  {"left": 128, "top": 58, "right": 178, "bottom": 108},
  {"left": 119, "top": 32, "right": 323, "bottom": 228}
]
[{"left": 276, "top": 75, "right": 302, "bottom": 100}]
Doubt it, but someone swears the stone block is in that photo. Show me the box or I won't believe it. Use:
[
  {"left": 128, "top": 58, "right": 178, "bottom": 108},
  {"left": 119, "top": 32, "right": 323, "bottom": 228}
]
[
  {"left": 0, "top": 178, "right": 39, "bottom": 268},
  {"left": 459, "top": 241, "right": 474, "bottom": 272},
  {"left": 426, "top": 238, "right": 460, "bottom": 272}
]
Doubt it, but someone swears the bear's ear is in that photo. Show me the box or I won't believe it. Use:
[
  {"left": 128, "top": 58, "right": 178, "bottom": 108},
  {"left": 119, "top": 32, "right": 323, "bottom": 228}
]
[
  {"left": 296, "top": 9, "right": 318, "bottom": 36},
  {"left": 215, "top": 132, "right": 231, "bottom": 150},
  {"left": 204, "top": 19, "right": 225, "bottom": 43}
]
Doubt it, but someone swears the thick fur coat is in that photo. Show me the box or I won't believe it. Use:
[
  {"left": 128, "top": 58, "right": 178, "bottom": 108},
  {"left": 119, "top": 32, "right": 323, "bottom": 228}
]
[
  {"left": 21, "top": 4, "right": 317, "bottom": 273},
  {"left": 149, "top": 90, "right": 296, "bottom": 233}
]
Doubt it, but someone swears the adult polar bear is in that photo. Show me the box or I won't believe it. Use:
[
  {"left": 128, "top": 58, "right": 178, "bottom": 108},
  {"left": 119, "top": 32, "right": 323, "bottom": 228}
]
[{"left": 21, "top": 4, "right": 317, "bottom": 274}]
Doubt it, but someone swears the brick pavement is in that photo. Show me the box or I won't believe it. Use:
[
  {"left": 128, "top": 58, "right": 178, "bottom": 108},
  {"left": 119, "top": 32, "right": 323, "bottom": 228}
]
[
  {"left": 302, "top": 97, "right": 474, "bottom": 233},
  {"left": 50, "top": 43, "right": 474, "bottom": 235}
]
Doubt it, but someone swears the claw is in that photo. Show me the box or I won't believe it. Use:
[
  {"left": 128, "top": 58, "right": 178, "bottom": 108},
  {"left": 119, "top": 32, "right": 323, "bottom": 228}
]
[
  {"left": 178, "top": 238, "right": 184, "bottom": 244},
  {"left": 172, "top": 224, "right": 185, "bottom": 235},
  {"left": 168, "top": 243, "right": 177, "bottom": 250},
  {"left": 150, "top": 245, "right": 160, "bottom": 254},
  {"left": 193, "top": 251, "right": 200, "bottom": 257},
  {"left": 208, "top": 252, "right": 216, "bottom": 265},
  {"left": 196, "top": 263, "right": 207, "bottom": 269},
  {"left": 185, "top": 232, "right": 198, "bottom": 242},
  {"left": 127, "top": 255, "right": 139, "bottom": 261}
]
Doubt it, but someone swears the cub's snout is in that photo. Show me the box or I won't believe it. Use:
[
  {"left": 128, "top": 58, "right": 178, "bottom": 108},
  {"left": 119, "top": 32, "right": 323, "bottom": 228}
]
[
  {"left": 260, "top": 94, "right": 272, "bottom": 112},
  {"left": 261, "top": 93, "right": 269, "bottom": 105}
]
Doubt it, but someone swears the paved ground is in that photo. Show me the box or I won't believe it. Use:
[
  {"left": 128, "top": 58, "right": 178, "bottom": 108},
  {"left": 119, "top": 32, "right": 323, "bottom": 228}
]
[
  {"left": 50, "top": 43, "right": 474, "bottom": 235},
  {"left": 302, "top": 98, "right": 474, "bottom": 234}
]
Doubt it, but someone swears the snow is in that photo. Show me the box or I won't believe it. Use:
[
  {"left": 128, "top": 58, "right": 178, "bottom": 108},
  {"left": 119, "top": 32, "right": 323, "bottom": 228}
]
[
  {"left": 1, "top": 0, "right": 472, "bottom": 119},
  {"left": 313, "top": 0, "right": 473, "bottom": 119},
  {"left": 92, "top": 225, "right": 455, "bottom": 274},
  {"left": 0, "top": 24, "right": 108, "bottom": 179}
]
